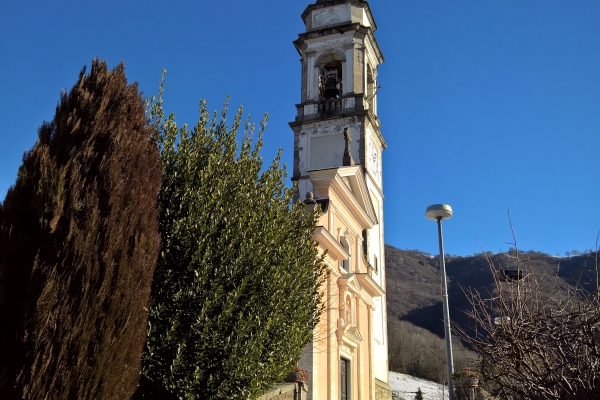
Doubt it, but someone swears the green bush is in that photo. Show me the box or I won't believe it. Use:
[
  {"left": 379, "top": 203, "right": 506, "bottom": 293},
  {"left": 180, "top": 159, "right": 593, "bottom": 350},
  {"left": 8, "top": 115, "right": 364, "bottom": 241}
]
[{"left": 136, "top": 76, "right": 326, "bottom": 400}]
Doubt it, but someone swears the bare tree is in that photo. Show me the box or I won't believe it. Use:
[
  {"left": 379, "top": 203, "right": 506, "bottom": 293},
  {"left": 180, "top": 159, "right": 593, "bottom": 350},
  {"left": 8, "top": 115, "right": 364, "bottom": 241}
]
[{"left": 455, "top": 237, "right": 600, "bottom": 399}]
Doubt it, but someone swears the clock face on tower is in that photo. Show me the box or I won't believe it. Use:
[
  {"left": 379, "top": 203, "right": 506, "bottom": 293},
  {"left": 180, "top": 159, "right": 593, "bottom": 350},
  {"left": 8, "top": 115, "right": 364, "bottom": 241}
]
[{"left": 368, "top": 137, "right": 380, "bottom": 182}]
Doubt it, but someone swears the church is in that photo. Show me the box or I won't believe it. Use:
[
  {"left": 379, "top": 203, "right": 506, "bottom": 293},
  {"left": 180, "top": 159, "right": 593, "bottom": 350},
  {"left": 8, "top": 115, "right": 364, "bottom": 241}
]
[{"left": 289, "top": 1, "right": 392, "bottom": 399}]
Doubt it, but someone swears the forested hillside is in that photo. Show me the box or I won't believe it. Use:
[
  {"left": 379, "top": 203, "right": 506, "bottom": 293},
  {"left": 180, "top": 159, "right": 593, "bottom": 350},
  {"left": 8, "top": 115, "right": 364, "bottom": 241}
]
[{"left": 386, "top": 244, "right": 598, "bottom": 335}]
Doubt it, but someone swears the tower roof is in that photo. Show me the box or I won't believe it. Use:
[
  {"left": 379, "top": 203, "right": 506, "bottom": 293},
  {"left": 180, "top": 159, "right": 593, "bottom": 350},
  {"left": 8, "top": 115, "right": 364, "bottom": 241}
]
[
  {"left": 315, "top": 0, "right": 360, "bottom": 3},
  {"left": 314, "top": 0, "right": 368, "bottom": 4},
  {"left": 301, "top": 0, "right": 378, "bottom": 32}
]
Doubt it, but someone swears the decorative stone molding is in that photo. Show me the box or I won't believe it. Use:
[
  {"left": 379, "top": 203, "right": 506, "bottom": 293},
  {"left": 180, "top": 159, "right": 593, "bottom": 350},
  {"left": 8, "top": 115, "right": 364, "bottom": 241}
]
[
  {"left": 337, "top": 321, "right": 362, "bottom": 353},
  {"left": 304, "top": 104, "right": 318, "bottom": 115},
  {"left": 340, "top": 343, "right": 353, "bottom": 354},
  {"left": 345, "top": 326, "right": 363, "bottom": 343},
  {"left": 342, "top": 96, "right": 356, "bottom": 109},
  {"left": 345, "top": 232, "right": 355, "bottom": 245}
]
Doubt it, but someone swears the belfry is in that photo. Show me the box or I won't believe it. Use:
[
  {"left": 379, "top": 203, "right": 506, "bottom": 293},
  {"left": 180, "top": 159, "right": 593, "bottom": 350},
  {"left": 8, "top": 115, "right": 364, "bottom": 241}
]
[{"left": 289, "top": 1, "right": 391, "bottom": 399}]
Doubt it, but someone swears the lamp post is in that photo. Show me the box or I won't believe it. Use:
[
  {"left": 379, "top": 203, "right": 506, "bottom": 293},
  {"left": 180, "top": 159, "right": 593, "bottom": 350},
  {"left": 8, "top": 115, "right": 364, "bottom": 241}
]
[{"left": 426, "top": 204, "right": 455, "bottom": 400}]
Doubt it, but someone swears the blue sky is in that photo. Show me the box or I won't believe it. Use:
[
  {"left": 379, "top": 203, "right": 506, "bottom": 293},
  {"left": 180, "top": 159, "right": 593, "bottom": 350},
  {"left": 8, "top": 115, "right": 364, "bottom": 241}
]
[{"left": 1, "top": 0, "right": 599, "bottom": 256}]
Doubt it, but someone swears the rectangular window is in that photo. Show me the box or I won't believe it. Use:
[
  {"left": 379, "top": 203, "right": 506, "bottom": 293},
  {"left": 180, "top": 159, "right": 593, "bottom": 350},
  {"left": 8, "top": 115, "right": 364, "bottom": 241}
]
[
  {"left": 340, "top": 358, "right": 350, "bottom": 400},
  {"left": 374, "top": 255, "right": 378, "bottom": 274},
  {"left": 340, "top": 237, "right": 351, "bottom": 272}
]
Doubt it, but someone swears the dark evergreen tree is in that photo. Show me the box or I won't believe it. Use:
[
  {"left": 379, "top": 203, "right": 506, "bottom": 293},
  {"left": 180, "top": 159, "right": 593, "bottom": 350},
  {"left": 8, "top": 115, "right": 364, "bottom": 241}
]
[
  {"left": 0, "top": 59, "right": 162, "bottom": 399},
  {"left": 137, "top": 77, "right": 326, "bottom": 400},
  {"left": 414, "top": 387, "right": 424, "bottom": 400}
]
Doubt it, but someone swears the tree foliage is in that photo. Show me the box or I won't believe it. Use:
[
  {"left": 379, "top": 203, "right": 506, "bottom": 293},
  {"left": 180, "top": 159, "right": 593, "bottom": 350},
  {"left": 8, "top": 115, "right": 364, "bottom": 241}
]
[
  {"left": 0, "top": 59, "right": 162, "bottom": 399},
  {"left": 137, "top": 76, "right": 326, "bottom": 400}
]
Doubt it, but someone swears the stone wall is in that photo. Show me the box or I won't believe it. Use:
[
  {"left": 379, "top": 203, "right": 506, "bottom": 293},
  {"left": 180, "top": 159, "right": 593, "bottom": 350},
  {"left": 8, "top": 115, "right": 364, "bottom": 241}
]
[
  {"left": 375, "top": 378, "right": 393, "bottom": 400},
  {"left": 257, "top": 382, "right": 307, "bottom": 400}
]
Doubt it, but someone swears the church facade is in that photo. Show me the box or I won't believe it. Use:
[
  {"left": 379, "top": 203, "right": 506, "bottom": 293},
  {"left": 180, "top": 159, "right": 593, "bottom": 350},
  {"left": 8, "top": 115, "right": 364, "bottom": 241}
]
[{"left": 289, "top": 1, "right": 392, "bottom": 399}]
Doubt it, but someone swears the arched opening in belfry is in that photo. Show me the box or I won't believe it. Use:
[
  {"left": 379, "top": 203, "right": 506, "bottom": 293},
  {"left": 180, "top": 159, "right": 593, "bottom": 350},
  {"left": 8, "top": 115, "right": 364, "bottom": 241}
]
[
  {"left": 318, "top": 56, "right": 343, "bottom": 100},
  {"left": 320, "top": 60, "right": 342, "bottom": 100}
]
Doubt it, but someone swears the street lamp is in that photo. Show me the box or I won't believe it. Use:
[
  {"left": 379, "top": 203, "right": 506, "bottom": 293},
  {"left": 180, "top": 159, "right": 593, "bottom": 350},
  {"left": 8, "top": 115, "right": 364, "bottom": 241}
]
[{"left": 425, "top": 204, "right": 455, "bottom": 400}]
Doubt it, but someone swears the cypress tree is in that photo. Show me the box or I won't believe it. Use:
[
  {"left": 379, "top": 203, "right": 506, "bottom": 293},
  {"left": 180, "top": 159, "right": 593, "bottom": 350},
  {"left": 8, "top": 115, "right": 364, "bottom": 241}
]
[
  {"left": 136, "top": 78, "right": 326, "bottom": 400},
  {"left": 0, "top": 59, "right": 162, "bottom": 399}
]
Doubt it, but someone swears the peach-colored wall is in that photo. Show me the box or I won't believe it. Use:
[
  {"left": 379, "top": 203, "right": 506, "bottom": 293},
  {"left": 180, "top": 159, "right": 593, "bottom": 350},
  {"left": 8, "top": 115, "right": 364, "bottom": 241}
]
[{"left": 302, "top": 175, "right": 388, "bottom": 399}]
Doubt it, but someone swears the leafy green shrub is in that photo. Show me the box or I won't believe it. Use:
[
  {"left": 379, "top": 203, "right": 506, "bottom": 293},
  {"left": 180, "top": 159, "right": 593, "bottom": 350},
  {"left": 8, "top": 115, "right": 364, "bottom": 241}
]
[{"left": 136, "top": 76, "right": 326, "bottom": 400}]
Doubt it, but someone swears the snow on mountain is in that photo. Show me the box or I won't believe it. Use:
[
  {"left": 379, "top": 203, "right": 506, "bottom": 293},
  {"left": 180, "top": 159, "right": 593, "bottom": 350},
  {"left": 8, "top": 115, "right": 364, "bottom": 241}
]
[{"left": 389, "top": 371, "right": 449, "bottom": 400}]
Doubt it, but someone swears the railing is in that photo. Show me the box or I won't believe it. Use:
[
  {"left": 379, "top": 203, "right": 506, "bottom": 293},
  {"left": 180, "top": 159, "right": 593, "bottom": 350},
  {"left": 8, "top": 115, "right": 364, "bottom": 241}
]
[{"left": 318, "top": 98, "right": 342, "bottom": 113}]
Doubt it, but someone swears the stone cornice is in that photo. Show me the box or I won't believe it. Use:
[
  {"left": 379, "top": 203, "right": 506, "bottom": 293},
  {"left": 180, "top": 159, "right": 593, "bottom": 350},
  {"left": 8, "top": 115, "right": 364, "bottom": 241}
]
[
  {"left": 301, "top": 1, "right": 377, "bottom": 32},
  {"left": 314, "top": 226, "right": 349, "bottom": 261},
  {"left": 293, "top": 22, "right": 384, "bottom": 64},
  {"left": 355, "top": 272, "right": 385, "bottom": 297}
]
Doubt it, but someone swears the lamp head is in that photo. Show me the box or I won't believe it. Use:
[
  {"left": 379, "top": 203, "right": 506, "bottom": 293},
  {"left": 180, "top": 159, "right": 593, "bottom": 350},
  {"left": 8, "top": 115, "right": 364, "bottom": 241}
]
[{"left": 425, "top": 204, "right": 453, "bottom": 221}]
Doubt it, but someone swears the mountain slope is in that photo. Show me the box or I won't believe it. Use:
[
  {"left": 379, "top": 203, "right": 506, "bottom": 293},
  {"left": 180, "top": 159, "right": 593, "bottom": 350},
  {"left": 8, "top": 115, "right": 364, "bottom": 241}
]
[{"left": 385, "top": 244, "right": 599, "bottom": 337}]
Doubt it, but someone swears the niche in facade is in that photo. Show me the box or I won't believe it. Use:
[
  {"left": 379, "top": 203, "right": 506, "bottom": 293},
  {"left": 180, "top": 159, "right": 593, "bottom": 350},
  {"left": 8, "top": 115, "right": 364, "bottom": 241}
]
[{"left": 344, "top": 294, "right": 353, "bottom": 326}]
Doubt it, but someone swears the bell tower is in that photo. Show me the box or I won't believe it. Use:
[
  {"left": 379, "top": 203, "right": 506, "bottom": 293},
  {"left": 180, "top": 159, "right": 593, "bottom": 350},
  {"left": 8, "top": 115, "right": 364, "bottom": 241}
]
[
  {"left": 290, "top": 0, "right": 386, "bottom": 199},
  {"left": 290, "top": 1, "right": 391, "bottom": 399}
]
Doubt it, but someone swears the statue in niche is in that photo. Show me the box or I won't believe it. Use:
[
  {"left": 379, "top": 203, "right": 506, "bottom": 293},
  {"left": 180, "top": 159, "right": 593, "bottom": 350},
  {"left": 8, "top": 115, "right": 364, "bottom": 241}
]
[
  {"left": 345, "top": 295, "right": 353, "bottom": 326},
  {"left": 343, "top": 127, "right": 354, "bottom": 166}
]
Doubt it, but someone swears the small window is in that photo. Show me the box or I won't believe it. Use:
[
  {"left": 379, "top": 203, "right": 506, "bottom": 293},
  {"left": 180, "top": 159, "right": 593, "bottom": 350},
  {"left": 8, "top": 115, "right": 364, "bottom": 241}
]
[
  {"left": 340, "top": 236, "right": 351, "bottom": 272},
  {"left": 374, "top": 255, "right": 378, "bottom": 274}
]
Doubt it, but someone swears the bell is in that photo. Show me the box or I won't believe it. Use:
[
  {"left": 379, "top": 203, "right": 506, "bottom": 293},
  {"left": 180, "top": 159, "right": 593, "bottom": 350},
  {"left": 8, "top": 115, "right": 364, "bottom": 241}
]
[{"left": 323, "top": 76, "right": 340, "bottom": 99}]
